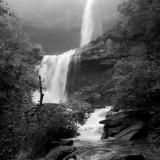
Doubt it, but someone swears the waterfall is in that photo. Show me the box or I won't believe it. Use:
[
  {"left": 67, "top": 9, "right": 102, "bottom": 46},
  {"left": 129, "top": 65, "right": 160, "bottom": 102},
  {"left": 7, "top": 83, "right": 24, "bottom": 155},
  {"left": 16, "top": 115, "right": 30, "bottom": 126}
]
[
  {"left": 34, "top": 49, "right": 76, "bottom": 104},
  {"left": 80, "top": 0, "right": 101, "bottom": 47},
  {"left": 34, "top": 0, "right": 100, "bottom": 104}
]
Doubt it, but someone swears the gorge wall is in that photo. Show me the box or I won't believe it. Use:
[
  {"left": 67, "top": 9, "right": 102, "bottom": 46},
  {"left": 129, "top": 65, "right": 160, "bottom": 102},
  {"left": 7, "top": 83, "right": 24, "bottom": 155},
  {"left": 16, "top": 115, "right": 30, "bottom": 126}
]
[
  {"left": 69, "top": 32, "right": 129, "bottom": 108},
  {"left": 68, "top": 29, "right": 160, "bottom": 144}
]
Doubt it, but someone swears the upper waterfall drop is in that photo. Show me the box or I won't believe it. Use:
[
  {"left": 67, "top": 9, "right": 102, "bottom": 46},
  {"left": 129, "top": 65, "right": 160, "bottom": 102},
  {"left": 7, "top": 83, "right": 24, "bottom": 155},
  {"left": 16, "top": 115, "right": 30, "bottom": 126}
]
[{"left": 80, "top": 0, "right": 101, "bottom": 47}]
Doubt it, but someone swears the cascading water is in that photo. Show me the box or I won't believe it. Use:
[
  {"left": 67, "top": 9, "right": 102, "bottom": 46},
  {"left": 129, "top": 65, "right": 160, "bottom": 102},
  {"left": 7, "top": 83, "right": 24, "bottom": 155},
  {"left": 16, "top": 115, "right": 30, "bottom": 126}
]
[
  {"left": 39, "top": 49, "right": 76, "bottom": 103},
  {"left": 34, "top": 49, "right": 76, "bottom": 104},
  {"left": 77, "top": 106, "right": 112, "bottom": 141},
  {"left": 80, "top": 0, "right": 101, "bottom": 47}
]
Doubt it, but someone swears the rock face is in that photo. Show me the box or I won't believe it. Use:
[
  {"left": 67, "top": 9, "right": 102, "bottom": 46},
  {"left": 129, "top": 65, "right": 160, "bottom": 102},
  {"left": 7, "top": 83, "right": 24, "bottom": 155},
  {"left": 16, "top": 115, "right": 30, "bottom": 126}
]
[
  {"left": 67, "top": 35, "right": 160, "bottom": 144},
  {"left": 114, "top": 122, "right": 143, "bottom": 141},
  {"left": 100, "top": 108, "right": 160, "bottom": 143},
  {"left": 45, "top": 146, "right": 76, "bottom": 160},
  {"left": 68, "top": 37, "right": 123, "bottom": 108},
  {"left": 63, "top": 28, "right": 160, "bottom": 150},
  {"left": 75, "top": 140, "right": 153, "bottom": 160},
  {"left": 113, "top": 155, "right": 146, "bottom": 160}
]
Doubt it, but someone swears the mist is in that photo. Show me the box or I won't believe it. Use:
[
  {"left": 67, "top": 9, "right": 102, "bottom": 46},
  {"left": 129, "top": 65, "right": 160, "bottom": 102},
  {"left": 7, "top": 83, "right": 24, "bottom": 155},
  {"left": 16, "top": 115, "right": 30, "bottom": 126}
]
[
  {"left": 7, "top": 0, "right": 85, "bottom": 28},
  {"left": 7, "top": 0, "right": 125, "bottom": 53}
]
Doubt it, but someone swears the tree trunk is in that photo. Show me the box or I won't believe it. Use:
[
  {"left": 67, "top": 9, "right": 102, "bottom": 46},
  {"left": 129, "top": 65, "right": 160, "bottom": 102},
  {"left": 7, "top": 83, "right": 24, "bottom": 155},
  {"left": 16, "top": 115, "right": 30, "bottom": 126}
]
[{"left": 39, "top": 75, "right": 44, "bottom": 105}]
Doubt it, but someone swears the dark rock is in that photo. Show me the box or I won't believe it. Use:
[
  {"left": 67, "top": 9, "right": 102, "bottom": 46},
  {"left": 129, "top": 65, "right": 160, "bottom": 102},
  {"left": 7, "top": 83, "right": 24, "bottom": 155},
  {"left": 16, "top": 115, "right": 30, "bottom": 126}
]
[
  {"left": 109, "top": 125, "right": 127, "bottom": 137},
  {"left": 114, "top": 122, "right": 143, "bottom": 141},
  {"left": 101, "top": 108, "right": 158, "bottom": 141},
  {"left": 59, "top": 140, "right": 74, "bottom": 146},
  {"left": 113, "top": 154, "right": 145, "bottom": 160},
  {"left": 29, "top": 138, "right": 74, "bottom": 159},
  {"left": 63, "top": 152, "right": 77, "bottom": 160},
  {"left": 45, "top": 146, "right": 76, "bottom": 160},
  {"left": 146, "top": 127, "right": 160, "bottom": 142}
]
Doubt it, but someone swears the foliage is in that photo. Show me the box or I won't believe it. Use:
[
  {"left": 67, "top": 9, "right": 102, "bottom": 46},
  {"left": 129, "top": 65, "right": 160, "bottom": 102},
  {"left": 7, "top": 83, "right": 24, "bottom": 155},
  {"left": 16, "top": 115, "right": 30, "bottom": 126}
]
[
  {"left": 0, "top": 2, "right": 92, "bottom": 159},
  {"left": 19, "top": 99, "right": 91, "bottom": 158},
  {"left": 118, "top": 0, "right": 160, "bottom": 59},
  {"left": 0, "top": 2, "right": 42, "bottom": 160},
  {"left": 67, "top": 95, "right": 92, "bottom": 125},
  {"left": 102, "top": 0, "right": 160, "bottom": 111}
]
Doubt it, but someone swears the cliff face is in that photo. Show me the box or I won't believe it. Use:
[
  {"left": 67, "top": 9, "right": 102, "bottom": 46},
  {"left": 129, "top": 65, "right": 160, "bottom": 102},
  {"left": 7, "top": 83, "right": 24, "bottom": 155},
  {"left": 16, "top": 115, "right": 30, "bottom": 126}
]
[
  {"left": 68, "top": 34, "right": 129, "bottom": 108},
  {"left": 68, "top": 32, "right": 160, "bottom": 144}
]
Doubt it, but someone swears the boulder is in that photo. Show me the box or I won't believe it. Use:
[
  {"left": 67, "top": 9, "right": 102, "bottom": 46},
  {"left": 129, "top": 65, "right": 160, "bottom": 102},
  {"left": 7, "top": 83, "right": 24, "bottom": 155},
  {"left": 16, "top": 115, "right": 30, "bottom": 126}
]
[
  {"left": 109, "top": 125, "right": 127, "bottom": 137},
  {"left": 113, "top": 154, "right": 145, "bottom": 160},
  {"left": 114, "top": 122, "right": 143, "bottom": 141},
  {"left": 29, "top": 139, "right": 74, "bottom": 160},
  {"left": 146, "top": 127, "right": 160, "bottom": 142},
  {"left": 45, "top": 146, "right": 76, "bottom": 160},
  {"left": 100, "top": 111, "right": 136, "bottom": 127},
  {"left": 59, "top": 140, "right": 74, "bottom": 146}
]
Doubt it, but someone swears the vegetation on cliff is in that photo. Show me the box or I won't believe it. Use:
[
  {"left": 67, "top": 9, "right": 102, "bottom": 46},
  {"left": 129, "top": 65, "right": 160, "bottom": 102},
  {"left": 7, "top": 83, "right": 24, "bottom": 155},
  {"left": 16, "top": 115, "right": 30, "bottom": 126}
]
[
  {"left": 94, "top": 0, "right": 160, "bottom": 145},
  {"left": 75, "top": 0, "right": 160, "bottom": 146},
  {"left": 101, "top": 0, "right": 160, "bottom": 111}
]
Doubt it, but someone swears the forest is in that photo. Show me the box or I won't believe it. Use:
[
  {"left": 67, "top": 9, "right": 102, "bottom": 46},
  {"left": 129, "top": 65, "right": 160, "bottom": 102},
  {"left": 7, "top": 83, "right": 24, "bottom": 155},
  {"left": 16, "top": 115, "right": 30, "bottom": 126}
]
[
  {"left": 105, "top": 0, "right": 160, "bottom": 110},
  {"left": 0, "top": 1, "right": 91, "bottom": 159},
  {"left": 0, "top": 0, "right": 160, "bottom": 160}
]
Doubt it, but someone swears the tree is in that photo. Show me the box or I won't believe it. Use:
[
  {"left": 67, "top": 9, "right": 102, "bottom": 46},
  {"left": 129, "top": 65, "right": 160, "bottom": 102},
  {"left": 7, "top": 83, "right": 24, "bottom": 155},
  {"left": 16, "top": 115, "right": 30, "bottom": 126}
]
[
  {"left": 101, "top": 0, "right": 160, "bottom": 111},
  {"left": 0, "top": 2, "right": 41, "bottom": 159},
  {"left": 118, "top": 0, "right": 160, "bottom": 59}
]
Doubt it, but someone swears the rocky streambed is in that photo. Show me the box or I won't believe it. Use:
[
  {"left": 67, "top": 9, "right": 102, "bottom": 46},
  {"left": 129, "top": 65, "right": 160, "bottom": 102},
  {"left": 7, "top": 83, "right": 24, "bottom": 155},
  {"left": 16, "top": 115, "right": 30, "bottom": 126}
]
[
  {"left": 35, "top": 107, "right": 160, "bottom": 160},
  {"left": 43, "top": 138, "right": 160, "bottom": 160}
]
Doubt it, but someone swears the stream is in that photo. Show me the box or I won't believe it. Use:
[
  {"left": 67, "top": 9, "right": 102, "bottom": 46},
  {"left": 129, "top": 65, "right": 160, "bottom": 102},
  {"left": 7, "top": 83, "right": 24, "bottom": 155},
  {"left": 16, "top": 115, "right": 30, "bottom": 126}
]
[
  {"left": 68, "top": 107, "right": 149, "bottom": 160},
  {"left": 72, "top": 106, "right": 117, "bottom": 160},
  {"left": 44, "top": 107, "right": 155, "bottom": 160},
  {"left": 76, "top": 107, "right": 112, "bottom": 141}
]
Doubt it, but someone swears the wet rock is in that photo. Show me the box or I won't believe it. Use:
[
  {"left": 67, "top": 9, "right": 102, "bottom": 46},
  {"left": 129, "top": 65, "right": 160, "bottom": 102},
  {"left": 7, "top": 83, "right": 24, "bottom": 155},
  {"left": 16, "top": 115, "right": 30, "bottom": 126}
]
[
  {"left": 113, "top": 154, "right": 145, "bottom": 160},
  {"left": 109, "top": 125, "right": 127, "bottom": 137},
  {"left": 100, "top": 111, "right": 135, "bottom": 127},
  {"left": 101, "top": 110, "right": 139, "bottom": 140},
  {"left": 45, "top": 146, "right": 76, "bottom": 160},
  {"left": 114, "top": 122, "right": 143, "bottom": 141},
  {"left": 146, "top": 127, "right": 160, "bottom": 142},
  {"left": 29, "top": 139, "right": 74, "bottom": 159},
  {"left": 63, "top": 152, "right": 77, "bottom": 160},
  {"left": 100, "top": 108, "right": 157, "bottom": 141},
  {"left": 59, "top": 140, "right": 74, "bottom": 146}
]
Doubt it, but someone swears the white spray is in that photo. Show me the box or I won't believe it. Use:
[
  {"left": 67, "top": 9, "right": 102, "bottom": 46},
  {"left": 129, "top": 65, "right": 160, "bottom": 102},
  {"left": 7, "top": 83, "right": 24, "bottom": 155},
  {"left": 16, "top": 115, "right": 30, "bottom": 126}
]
[
  {"left": 77, "top": 106, "right": 112, "bottom": 141},
  {"left": 33, "top": 49, "right": 75, "bottom": 104},
  {"left": 80, "top": 0, "right": 101, "bottom": 47}
]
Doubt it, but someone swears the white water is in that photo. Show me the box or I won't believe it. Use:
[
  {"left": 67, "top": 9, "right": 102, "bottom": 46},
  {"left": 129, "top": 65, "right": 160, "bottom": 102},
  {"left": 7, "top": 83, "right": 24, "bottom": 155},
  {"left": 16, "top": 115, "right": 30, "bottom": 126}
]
[
  {"left": 80, "top": 0, "right": 101, "bottom": 47},
  {"left": 34, "top": 49, "right": 76, "bottom": 103},
  {"left": 77, "top": 106, "right": 112, "bottom": 141}
]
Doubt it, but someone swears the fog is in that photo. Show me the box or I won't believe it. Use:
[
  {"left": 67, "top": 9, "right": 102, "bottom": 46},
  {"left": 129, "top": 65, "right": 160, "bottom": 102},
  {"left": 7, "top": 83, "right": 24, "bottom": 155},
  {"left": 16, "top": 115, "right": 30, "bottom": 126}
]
[
  {"left": 7, "top": 0, "right": 124, "bottom": 28},
  {"left": 7, "top": 0, "right": 85, "bottom": 28},
  {"left": 6, "top": 0, "right": 125, "bottom": 53}
]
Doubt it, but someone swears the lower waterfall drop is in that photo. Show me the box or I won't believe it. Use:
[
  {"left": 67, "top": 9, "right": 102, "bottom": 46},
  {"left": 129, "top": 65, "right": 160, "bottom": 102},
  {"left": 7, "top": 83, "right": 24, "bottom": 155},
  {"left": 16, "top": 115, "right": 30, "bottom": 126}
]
[{"left": 34, "top": 49, "right": 76, "bottom": 104}]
